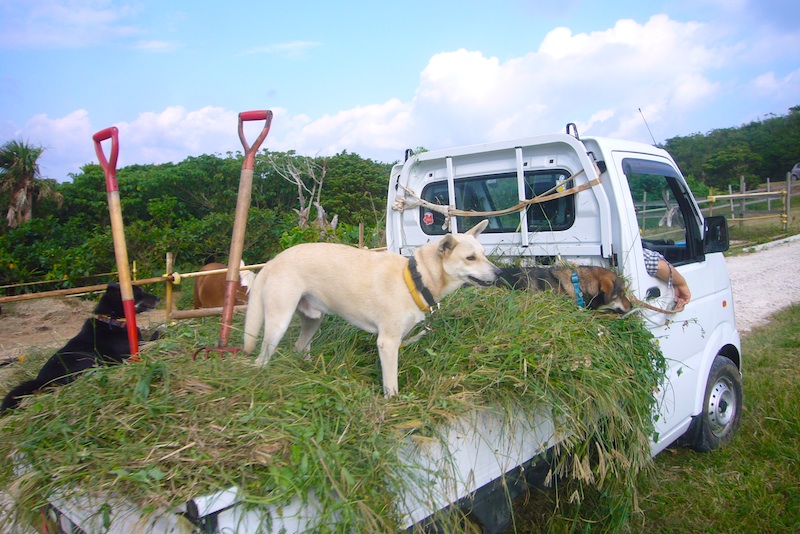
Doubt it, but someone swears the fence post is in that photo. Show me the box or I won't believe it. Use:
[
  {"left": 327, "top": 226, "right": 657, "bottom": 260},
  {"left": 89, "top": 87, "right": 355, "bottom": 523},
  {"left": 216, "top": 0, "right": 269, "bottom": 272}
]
[
  {"left": 739, "top": 176, "right": 746, "bottom": 229},
  {"left": 708, "top": 188, "right": 714, "bottom": 216},
  {"left": 787, "top": 171, "right": 793, "bottom": 231},
  {"left": 165, "top": 252, "right": 174, "bottom": 321},
  {"left": 728, "top": 184, "right": 734, "bottom": 214},
  {"left": 767, "top": 178, "right": 771, "bottom": 211}
]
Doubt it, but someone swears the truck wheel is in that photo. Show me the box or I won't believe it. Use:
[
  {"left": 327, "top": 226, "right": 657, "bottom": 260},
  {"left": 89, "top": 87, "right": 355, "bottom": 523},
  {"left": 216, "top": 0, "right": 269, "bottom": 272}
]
[{"left": 689, "top": 355, "right": 742, "bottom": 452}]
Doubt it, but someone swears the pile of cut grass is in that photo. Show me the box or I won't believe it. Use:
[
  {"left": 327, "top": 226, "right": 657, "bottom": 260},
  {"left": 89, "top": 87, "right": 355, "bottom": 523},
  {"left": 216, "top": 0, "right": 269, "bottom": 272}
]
[{"left": 0, "top": 287, "right": 665, "bottom": 532}]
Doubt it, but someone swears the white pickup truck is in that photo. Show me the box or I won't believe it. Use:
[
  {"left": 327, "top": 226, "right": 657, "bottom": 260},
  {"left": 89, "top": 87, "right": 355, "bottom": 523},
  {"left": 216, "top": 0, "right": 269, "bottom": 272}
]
[
  {"left": 388, "top": 127, "right": 741, "bottom": 450},
  {"left": 384, "top": 126, "right": 743, "bottom": 528},
  {"left": 35, "top": 127, "right": 742, "bottom": 533}
]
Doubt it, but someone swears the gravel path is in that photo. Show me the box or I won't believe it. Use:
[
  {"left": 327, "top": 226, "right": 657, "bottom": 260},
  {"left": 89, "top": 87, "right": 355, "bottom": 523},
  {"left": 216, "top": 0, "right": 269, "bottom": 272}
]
[{"left": 726, "top": 235, "right": 800, "bottom": 332}]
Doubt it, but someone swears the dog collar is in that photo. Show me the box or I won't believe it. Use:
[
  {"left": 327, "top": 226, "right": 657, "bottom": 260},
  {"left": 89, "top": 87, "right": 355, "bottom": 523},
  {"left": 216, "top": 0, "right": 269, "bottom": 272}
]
[
  {"left": 404, "top": 257, "right": 437, "bottom": 312},
  {"left": 96, "top": 315, "right": 127, "bottom": 328},
  {"left": 571, "top": 271, "right": 586, "bottom": 308}
]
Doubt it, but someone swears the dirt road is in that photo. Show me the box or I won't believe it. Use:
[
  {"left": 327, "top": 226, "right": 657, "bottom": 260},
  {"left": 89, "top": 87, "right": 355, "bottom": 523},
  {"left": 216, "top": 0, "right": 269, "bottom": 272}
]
[{"left": 725, "top": 235, "right": 800, "bottom": 332}]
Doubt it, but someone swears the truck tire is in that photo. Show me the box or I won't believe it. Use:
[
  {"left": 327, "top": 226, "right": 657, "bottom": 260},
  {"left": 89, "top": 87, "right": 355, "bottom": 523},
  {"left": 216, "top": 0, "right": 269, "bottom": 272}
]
[{"left": 688, "top": 355, "right": 742, "bottom": 452}]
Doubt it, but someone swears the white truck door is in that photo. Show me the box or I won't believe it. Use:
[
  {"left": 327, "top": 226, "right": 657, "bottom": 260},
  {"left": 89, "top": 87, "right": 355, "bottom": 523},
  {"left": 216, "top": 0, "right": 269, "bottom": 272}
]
[{"left": 612, "top": 153, "right": 724, "bottom": 450}]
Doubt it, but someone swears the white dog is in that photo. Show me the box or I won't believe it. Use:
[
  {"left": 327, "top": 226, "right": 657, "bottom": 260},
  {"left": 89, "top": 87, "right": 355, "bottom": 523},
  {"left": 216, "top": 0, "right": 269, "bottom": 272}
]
[{"left": 243, "top": 219, "right": 499, "bottom": 396}]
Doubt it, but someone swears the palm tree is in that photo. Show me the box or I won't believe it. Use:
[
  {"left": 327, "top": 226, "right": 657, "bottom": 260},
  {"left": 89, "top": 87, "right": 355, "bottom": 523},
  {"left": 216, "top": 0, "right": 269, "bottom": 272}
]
[{"left": 0, "top": 139, "right": 61, "bottom": 228}]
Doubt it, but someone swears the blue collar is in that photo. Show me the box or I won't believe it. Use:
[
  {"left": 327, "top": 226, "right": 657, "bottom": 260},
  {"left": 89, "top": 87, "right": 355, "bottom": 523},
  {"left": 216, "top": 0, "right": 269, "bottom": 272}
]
[{"left": 571, "top": 271, "right": 586, "bottom": 308}]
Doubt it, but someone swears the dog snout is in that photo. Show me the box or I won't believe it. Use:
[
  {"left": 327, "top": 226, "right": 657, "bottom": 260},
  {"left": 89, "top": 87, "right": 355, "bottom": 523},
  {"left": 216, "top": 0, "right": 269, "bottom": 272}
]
[
  {"left": 467, "top": 262, "right": 502, "bottom": 287},
  {"left": 135, "top": 294, "right": 161, "bottom": 313}
]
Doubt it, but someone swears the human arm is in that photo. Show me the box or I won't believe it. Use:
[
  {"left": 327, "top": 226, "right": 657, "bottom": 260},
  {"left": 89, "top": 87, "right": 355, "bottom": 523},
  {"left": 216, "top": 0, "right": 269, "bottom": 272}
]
[
  {"left": 653, "top": 258, "right": 691, "bottom": 311},
  {"left": 643, "top": 248, "right": 691, "bottom": 311}
]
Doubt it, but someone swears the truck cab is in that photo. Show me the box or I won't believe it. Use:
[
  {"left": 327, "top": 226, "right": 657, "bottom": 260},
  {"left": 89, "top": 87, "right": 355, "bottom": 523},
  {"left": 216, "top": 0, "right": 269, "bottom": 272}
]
[{"left": 386, "top": 128, "right": 742, "bottom": 456}]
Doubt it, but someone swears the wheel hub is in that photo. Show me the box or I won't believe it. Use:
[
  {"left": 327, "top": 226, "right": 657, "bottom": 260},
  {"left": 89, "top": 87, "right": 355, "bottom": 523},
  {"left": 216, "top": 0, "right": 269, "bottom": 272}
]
[{"left": 707, "top": 377, "right": 736, "bottom": 437}]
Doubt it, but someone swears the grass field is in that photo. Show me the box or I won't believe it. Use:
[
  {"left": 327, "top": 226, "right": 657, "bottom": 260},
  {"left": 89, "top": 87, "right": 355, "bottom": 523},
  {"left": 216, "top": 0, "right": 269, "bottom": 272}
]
[
  {"left": 635, "top": 304, "right": 800, "bottom": 533},
  {"left": 512, "top": 304, "right": 800, "bottom": 533}
]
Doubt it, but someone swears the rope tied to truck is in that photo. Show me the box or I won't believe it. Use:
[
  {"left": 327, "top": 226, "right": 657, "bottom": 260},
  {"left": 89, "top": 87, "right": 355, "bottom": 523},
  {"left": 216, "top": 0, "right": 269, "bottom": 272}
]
[
  {"left": 391, "top": 169, "right": 601, "bottom": 230},
  {"left": 391, "top": 165, "right": 682, "bottom": 317}
]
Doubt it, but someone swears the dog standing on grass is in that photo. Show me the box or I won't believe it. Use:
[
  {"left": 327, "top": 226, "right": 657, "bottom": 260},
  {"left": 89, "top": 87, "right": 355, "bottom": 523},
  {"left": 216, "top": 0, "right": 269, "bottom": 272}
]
[
  {"left": 1, "top": 282, "right": 160, "bottom": 412},
  {"left": 243, "top": 219, "right": 500, "bottom": 397}
]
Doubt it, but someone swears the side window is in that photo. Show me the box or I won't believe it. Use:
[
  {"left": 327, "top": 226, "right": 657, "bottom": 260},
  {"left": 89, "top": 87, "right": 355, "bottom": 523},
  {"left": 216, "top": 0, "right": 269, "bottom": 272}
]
[
  {"left": 419, "top": 171, "right": 575, "bottom": 235},
  {"left": 624, "top": 158, "right": 702, "bottom": 265}
]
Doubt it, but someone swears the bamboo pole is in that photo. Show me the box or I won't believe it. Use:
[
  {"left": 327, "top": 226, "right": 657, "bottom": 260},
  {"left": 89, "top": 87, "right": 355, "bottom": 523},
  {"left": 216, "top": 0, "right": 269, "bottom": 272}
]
[
  {"left": 165, "top": 252, "right": 175, "bottom": 321},
  {"left": 0, "top": 276, "right": 171, "bottom": 305}
]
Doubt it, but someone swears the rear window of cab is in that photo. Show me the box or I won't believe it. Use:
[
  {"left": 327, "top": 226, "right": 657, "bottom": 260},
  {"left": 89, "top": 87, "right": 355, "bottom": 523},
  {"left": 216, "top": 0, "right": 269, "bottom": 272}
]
[{"left": 419, "top": 171, "right": 575, "bottom": 235}]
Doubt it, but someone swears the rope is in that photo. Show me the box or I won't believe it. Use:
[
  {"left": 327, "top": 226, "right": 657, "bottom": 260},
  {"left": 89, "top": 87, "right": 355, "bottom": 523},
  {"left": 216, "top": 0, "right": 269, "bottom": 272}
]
[
  {"left": 392, "top": 163, "right": 682, "bottom": 318},
  {"left": 393, "top": 170, "right": 601, "bottom": 220},
  {"left": 630, "top": 296, "right": 681, "bottom": 315}
]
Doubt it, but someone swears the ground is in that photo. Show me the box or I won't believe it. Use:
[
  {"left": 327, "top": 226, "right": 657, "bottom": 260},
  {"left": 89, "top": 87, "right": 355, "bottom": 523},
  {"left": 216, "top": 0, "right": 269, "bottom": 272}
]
[
  {"left": 725, "top": 235, "right": 800, "bottom": 332},
  {"left": 1, "top": 236, "right": 799, "bottom": 364},
  {"left": 0, "top": 295, "right": 168, "bottom": 363}
]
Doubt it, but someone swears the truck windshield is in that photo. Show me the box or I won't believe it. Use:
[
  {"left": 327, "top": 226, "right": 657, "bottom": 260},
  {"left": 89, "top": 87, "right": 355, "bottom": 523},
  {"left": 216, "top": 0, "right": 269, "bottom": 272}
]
[{"left": 419, "top": 171, "right": 575, "bottom": 235}]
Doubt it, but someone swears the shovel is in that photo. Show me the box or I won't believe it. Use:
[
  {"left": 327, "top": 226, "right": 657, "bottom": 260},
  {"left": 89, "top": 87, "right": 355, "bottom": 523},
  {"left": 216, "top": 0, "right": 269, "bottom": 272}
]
[
  {"left": 93, "top": 126, "right": 140, "bottom": 361},
  {"left": 197, "top": 110, "right": 273, "bottom": 358}
]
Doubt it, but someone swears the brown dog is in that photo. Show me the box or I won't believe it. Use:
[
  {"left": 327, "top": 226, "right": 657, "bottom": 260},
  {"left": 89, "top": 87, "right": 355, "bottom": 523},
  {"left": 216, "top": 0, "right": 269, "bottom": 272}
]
[
  {"left": 193, "top": 262, "right": 255, "bottom": 309},
  {"left": 497, "top": 265, "right": 631, "bottom": 313}
]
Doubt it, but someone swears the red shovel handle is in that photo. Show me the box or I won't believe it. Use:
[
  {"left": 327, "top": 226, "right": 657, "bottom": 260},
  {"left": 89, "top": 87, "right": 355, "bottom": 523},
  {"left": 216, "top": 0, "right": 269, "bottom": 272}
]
[
  {"left": 238, "top": 110, "right": 273, "bottom": 170},
  {"left": 92, "top": 125, "right": 139, "bottom": 359},
  {"left": 92, "top": 127, "right": 120, "bottom": 192}
]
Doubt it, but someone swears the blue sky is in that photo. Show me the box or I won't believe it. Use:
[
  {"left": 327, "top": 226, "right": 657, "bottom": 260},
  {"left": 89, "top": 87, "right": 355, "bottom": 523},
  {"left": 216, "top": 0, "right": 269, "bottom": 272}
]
[{"left": 1, "top": 0, "right": 799, "bottom": 182}]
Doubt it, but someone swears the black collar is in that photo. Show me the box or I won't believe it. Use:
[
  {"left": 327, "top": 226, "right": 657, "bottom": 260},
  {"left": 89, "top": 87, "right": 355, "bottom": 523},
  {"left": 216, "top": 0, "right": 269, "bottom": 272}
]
[
  {"left": 95, "top": 315, "right": 127, "bottom": 328},
  {"left": 407, "top": 257, "right": 437, "bottom": 309}
]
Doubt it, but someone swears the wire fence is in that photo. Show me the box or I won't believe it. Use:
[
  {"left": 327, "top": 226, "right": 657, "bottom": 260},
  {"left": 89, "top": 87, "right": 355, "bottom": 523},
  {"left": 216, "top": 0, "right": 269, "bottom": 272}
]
[{"left": 637, "top": 176, "right": 796, "bottom": 233}]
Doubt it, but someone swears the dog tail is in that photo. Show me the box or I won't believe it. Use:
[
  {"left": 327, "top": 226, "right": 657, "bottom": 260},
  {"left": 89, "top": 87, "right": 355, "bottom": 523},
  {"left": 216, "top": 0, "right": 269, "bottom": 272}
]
[
  {"left": 1, "top": 378, "right": 45, "bottom": 412},
  {"left": 239, "top": 260, "right": 256, "bottom": 294},
  {"left": 243, "top": 270, "right": 267, "bottom": 354}
]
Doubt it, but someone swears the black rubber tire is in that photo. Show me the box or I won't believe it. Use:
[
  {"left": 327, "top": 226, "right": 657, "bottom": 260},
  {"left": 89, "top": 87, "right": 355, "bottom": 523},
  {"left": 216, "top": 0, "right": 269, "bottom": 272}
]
[{"left": 689, "top": 355, "right": 743, "bottom": 452}]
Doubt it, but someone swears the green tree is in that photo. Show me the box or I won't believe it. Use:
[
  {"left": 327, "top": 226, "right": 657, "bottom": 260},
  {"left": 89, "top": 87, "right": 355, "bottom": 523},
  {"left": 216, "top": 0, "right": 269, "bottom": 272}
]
[
  {"left": 324, "top": 151, "right": 392, "bottom": 226},
  {"left": 0, "top": 139, "right": 61, "bottom": 228},
  {"left": 666, "top": 106, "right": 800, "bottom": 187},
  {"left": 701, "top": 145, "right": 763, "bottom": 189}
]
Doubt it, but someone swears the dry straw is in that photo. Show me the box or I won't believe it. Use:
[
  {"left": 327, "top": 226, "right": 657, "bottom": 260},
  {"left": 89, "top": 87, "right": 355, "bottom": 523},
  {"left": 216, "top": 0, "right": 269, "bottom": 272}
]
[{"left": 0, "top": 287, "right": 665, "bottom": 532}]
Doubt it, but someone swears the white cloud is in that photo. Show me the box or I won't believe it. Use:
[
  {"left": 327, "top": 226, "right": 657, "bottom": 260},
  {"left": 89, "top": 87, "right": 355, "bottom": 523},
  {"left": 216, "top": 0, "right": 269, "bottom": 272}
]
[
  {"left": 398, "top": 14, "right": 727, "bottom": 147},
  {"left": 0, "top": 0, "right": 141, "bottom": 49},
  {"left": 116, "top": 106, "right": 240, "bottom": 165},
  {"left": 23, "top": 12, "right": 800, "bottom": 181},
  {"left": 21, "top": 110, "right": 95, "bottom": 179},
  {"left": 751, "top": 69, "right": 800, "bottom": 98}
]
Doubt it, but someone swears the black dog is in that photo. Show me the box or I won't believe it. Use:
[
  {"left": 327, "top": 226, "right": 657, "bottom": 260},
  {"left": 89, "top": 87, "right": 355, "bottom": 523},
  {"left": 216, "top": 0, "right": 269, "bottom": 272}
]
[{"left": 1, "top": 282, "right": 160, "bottom": 412}]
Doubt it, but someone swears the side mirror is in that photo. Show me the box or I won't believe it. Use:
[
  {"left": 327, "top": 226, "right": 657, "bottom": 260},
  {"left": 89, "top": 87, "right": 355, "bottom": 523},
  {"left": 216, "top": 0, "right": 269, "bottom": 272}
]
[{"left": 704, "top": 215, "right": 729, "bottom": 253}]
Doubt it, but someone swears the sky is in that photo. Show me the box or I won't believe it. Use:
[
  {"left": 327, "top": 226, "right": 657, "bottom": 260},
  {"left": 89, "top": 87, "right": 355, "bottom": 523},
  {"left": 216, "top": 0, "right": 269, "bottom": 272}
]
[{"left": 1, "top": 0, "right": 799, "bottom": 182}]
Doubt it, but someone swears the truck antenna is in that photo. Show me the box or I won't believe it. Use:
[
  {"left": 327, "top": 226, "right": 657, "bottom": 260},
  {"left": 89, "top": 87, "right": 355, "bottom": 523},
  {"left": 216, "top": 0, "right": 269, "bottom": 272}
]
[{"left": 638, "top": 108, "right": 658, "bottom": 146}]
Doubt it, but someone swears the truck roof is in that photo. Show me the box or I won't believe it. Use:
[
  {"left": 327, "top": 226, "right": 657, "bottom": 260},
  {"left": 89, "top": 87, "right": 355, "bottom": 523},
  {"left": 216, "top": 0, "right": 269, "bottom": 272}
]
[{"left": 403, "top": 133, "right": 673, "bottom": 165}]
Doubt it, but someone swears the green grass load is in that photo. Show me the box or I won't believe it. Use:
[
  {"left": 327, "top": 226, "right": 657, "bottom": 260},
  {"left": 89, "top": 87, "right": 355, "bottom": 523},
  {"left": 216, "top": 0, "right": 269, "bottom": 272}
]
[{"left": 0, "top": 287, "right": 665, "bottom": 532}]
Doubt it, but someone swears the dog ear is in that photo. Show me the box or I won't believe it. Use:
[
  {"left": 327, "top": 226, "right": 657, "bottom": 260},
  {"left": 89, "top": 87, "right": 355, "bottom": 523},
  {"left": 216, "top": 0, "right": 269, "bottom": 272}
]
[
  {"left": 437, "top": 234, "right": 457, "bottom": 256},
  {"left": 465, "top": 219, "right": 489, "bottom": 237},
  {"left": 599, "top": 273, "right": 622, "bottom": 303}
]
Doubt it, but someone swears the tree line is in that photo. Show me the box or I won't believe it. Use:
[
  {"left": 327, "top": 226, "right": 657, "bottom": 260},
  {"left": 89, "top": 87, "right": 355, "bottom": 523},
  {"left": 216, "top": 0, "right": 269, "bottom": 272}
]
[
  {"left": 1, "top": 105, "right": 798, "bottom": 292},
  {"left": 0, "top": 149, "right": 392, "bottom": 292},
  {"left": 663, "top": 105, "right": 800, "bottom": 191}
]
